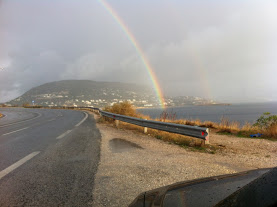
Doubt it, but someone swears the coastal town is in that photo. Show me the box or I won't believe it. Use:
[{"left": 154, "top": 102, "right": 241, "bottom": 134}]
[
  {"left": 5, "top": 80, "right": 217, "bottom": 108},
  {"left": 8, "top": 91, "right": 216, "bottom": 108}
]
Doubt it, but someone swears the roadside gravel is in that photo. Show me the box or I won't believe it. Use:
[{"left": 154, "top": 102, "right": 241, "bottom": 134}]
[{"left": 92, "top": 115, "right": 277, "bottom": 207}]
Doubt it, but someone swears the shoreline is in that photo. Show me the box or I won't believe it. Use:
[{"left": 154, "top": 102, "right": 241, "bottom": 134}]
[
  {"left": 136, "top": 102, "right": 277, "bottom": 127},
  {"left": 135, "top": 103, "right": 231, "bottom": 109}
]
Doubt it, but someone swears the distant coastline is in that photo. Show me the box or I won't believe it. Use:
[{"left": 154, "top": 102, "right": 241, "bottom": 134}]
[
  {"left": 136, "top": 103, "right": 231, "bottom": 109},
  {"left": 195, "top": 103, "right": 231, "bottom": 106}
]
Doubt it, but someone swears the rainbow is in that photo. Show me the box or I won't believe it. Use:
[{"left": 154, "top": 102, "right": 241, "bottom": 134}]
[{"left": 97, "top": 0, "right": 166, "bottom": 109}]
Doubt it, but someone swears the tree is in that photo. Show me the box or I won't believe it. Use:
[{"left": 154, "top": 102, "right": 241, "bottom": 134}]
[{"left": 254, "top": 112, "right": 277, "bottom": 130}]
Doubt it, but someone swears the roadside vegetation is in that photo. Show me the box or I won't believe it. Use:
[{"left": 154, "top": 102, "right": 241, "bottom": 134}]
[
  {"left": 100, "top": 101, "right": 217, "bottom": 153},
  {"left": 100, "top": 102, "right": 277, "bottom": 149}
]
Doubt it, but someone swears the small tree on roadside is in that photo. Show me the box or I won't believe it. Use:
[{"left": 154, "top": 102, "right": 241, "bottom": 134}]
[
  {"left": 254, "top": 112, "right": 277, "bottom": 130},
  {"left": 254, "top": 112, "right": 277, "bottom": 138},
  {"left": 104, "top": 101, "right": 137, "bottom": 117}
]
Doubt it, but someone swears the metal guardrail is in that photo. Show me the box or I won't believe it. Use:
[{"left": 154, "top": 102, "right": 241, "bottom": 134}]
[
  {"left": 18, "top": 106, "right": 209, "bottom": 142},
  {"left": 82, "top": 107, "right": 209, "bottom": 141}
]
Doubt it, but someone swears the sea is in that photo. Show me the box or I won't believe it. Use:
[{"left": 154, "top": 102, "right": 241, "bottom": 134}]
[{"left": 137, "top": 102, "right": 277, "bottom": 125}]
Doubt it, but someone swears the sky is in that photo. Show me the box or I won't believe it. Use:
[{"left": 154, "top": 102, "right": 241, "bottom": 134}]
[{"left": 0, "top": 0, "right": 277, "bottom": 103}]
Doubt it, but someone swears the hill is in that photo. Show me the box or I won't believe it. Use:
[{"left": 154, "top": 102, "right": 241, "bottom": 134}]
[{"left": 7, "top": 80, "right": 216, "bottom": 108}]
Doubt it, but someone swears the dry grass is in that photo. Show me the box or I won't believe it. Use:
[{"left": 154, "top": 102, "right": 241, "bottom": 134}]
[
  {"left": 97, "top": 102, "right": 276, "bottom": 143},
  {"left": 111, "top": 121, "right": 216, "bottom": 153},
  {"left": 264, "top": 124, "right": 277, "bottom": 138},
  {"left": 241, "top": 122, "right": 253, "bottom": 131},
  {"left": 119, "top": 121, "right": 192, "bottom": 145},
  {"left": 98, "top": 102, "right": 217, "bottom": 153}
]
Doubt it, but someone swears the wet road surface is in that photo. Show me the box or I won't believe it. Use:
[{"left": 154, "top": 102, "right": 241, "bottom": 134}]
[{"left": 0, "top": 108, "right": 101, "bottom": 206}]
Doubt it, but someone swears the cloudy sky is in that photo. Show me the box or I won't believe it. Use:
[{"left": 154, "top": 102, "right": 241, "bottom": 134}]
[{"left": 0, "top": 0, "right": 277, "bottom": 103}]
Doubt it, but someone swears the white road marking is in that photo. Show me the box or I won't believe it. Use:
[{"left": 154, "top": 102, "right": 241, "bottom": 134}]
[
  {"left": 56, "top": 112, "right": 87, "bottom": 139},
  {"left": 2, "top": 127, "right": 29, "bottom": 136},
  {"left": 0, "top": 112, "right": 42, "bottom": 128},
  {"left": 0, "top": 151, "right": 40, "bottom": 180},
  {"left": 56, "top": 130, "right": 72, "bottom": 139},
  {"left": 47, "top": 118, "right": 56, "bottom": 122},
  {"left": 75, "top": 112, "right": 88, "bottom": 127}
]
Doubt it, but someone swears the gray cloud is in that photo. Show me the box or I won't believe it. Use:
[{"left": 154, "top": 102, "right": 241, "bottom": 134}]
[{"left": 1, "top": 0, "right": 277, "bottom": 103}]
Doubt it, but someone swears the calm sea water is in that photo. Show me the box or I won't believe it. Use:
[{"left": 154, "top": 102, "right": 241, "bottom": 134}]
[{"left": 137, "top": 102, "right": 277, "bottom": 125}]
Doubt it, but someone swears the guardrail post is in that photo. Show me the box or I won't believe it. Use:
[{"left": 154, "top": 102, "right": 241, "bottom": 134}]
[
  {"left": 144, "top": 119, "right": 148, "bottom": 134},
  {"left": 201, "top": 128, "right": 209, "bottom": 146},
  {"left": 115, "top": 119, "right": 119, "bottom": 128},
  {"left": 205, "top": 128, "right": 209, "bottom": 145},
  {"left": 144, "top": 126, "right": 147, "bottom": 134}
]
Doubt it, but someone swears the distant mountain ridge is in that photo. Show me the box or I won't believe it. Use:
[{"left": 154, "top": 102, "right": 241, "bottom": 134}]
[{"left": 7, "top": 80, "right": 216, "bottom": 107}]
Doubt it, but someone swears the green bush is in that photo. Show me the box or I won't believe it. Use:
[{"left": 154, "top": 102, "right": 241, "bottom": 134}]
[
  {"left": 253, "top": 112, "right": 277, "bottom": 129},
  {"left": 253, "top": 112, "right": 277, "bottom": 138}
]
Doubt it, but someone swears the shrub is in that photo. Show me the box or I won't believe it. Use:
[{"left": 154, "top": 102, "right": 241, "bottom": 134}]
[
  {"left": 101, "top": 101, "right": 148, "bottom": 123},
  {"left": 159, "top": 110, "right": 177, "bottom": 122},
  {"left": 254, "top": 113, "right": 277, "bottom": 138},
  {"left": 254, "top": 112, "right": 277, "bottom": 129},
  {"left": 266, "top": 124, "right": 277, "bottom": 138},
  {"left": 103, "top": 101, "right": 138, "bottom": 117}
]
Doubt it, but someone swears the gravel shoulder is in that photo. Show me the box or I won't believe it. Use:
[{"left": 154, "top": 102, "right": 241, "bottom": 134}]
[{"left": 92, "top": 115, "right": 277, "bottom": 207}]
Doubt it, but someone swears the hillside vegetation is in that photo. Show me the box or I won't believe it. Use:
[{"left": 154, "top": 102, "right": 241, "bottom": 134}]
[
  {"left": 7, "top": 80, "right": 217, "bottom": 108},
  {"left": 8, "top": 80, "right": 156, "bottom": 107}
]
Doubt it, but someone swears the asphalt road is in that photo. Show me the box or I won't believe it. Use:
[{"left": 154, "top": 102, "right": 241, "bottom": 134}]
[{"left": 0, "top": 108, "right": 101, "bottom": 206}]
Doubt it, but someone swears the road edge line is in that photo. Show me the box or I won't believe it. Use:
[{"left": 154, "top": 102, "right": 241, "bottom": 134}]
[
  {"left": 75, "top": 112, "right": 88, "bottom": 127},
  {"left": 56, "top": 130, "right": 72, "bottom": 139}
]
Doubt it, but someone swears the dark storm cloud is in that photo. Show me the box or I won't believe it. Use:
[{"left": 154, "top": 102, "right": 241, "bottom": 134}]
[{"left": 0, "top": 0, "right": 276, "bottom": 102}]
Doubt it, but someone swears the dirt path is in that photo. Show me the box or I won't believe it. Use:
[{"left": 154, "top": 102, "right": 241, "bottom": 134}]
[{"left": 92, "top": 115, "right": 277, "bottom": 207}]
